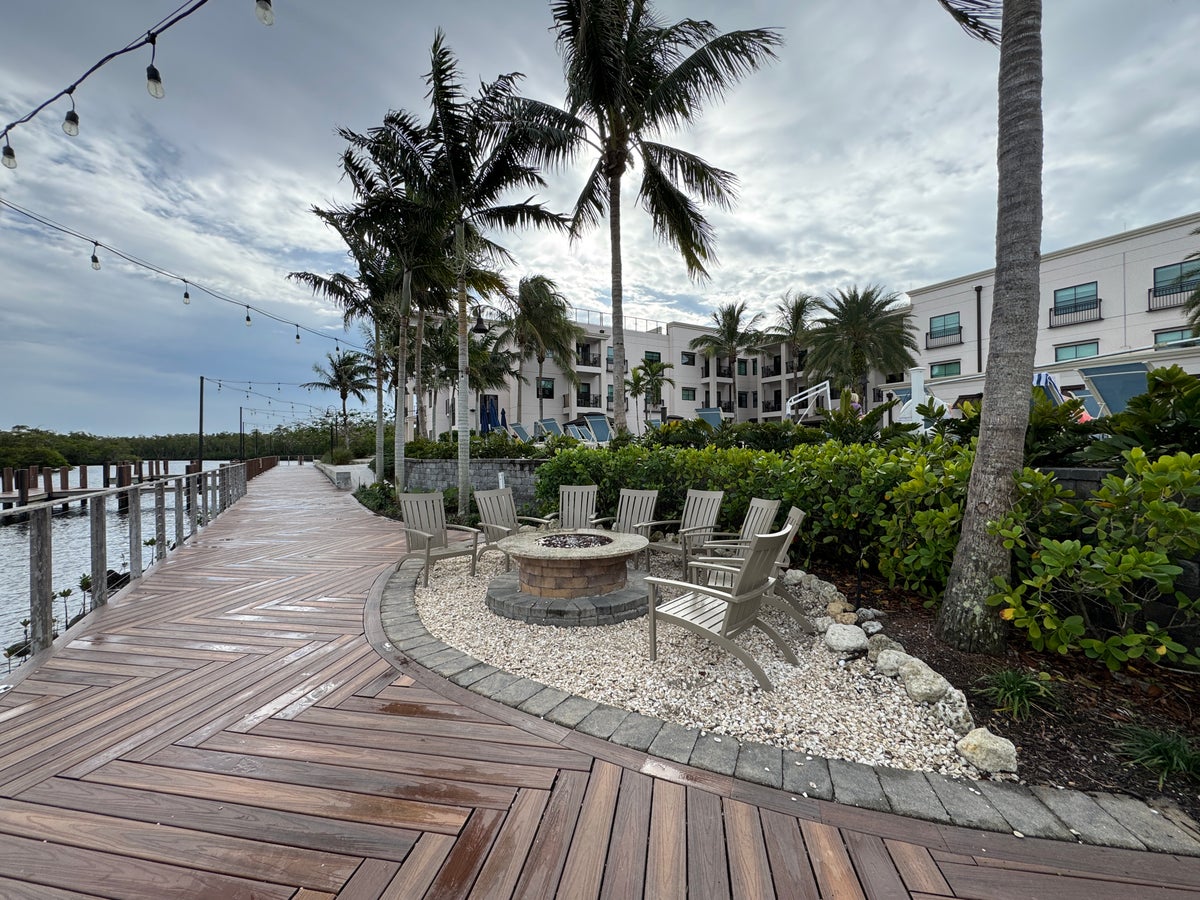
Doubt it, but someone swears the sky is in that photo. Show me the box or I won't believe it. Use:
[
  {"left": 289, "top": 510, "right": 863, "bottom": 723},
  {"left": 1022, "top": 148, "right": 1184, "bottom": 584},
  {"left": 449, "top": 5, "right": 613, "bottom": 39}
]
[{"left": 1, "top": 0, "right": 1198, "bottom": 438}]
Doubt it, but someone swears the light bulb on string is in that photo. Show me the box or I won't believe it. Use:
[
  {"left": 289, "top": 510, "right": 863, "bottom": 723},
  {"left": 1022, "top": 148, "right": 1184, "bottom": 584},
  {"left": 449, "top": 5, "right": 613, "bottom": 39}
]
[
  {"left": 182, "top": 280, "right": 190, "bottom": 305},
  {"left": 62, "top": 91, "right": 79, "bottom": 136},
  {"left": 1, "top": 136, "right": 15, "bottom": 169},
  {"left": 90, "top": 242, "right": 101, "bottom": 270},
  {"left": 145, "top": 34, "right": 165, "bottom": 99},
  {"left": 294, "top": 325, "right": 300, "bottom": 344},
  {"left": 255, "top": 0, "right": 275, "bottom": 26},
  {"left": 245, "top": 306, "right": 252, "bottom": 327}
]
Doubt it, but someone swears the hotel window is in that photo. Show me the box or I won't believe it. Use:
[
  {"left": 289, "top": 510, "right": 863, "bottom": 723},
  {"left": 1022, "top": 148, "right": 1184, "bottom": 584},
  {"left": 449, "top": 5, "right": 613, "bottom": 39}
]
[
  {"left": 1053, "top": 282, "right": 1098, "bottom": 315},
  {"left": 737, "top": 359, "right": 747, "bottom": 376},
  {"left": 644, "top": 350, "right": 661, "bottom": 364},
  {"left": 704, "top": 390, "right": 710, "bottom": 406},
  {"left": 681, "top": 350, "right": 696, "bottom": 366},
  {"left": 682, "top": 387, "right": 696, "bottom": 402},
  {"left": 929, "top": 312, "right": 960, "bottom": 338},
  {"left": 1054, "top": 341, "right": 1099, "bottom": 362},
  {"left": 1153, "top": 260, "right": 1200, "bottom": 297},
  {"left": 738, "top": 391, "right": 748, "bottom": 408},
  {"left": 752, "top": 359, "right": 758, "bottom": 376},
  {"left": 537, "top": 377, "right": 554, "bottom": 399},
  {"left": 1154, "top": 328, "right": 1199, "bottom": 348},
  {"left": 930, "top": 360, "right": 961, "bottom": 379}
]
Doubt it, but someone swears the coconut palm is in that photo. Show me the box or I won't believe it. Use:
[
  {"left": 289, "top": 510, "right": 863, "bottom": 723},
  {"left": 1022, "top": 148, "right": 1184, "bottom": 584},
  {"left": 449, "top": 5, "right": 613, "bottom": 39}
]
[
  {"left": 762, "top": 290, "right": 817, "bottom": 410},
  {"left": 688, "top": 301, "right": 764, "bottom": 421},
  {"left": 1182, "top": 229, "right": 1200, "bottom": 335},
  {"left": 806, "top": 285, "right": 918, "bottom": 404},
  {"left": 302, "top": 352, "right": 374, "bottom": 450},
  {"left": 547, "top": 0, "right": 781, "bottom": 432},
  {"left": 935, "top": 0, "right": 1042, "bottom": 655},
  {"left": 380, "top": 32, "right": 570, "bottom": 514},
  {"left": 496, "top": 275, "right": 585, "bottom": 424},
  {"left": 638, "top": 359, "right": 675, "bottom": 423}
]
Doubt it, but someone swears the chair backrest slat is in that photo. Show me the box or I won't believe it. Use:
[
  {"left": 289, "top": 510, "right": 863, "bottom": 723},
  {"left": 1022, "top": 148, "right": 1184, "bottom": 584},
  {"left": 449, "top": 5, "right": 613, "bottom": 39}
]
[
  {"left": 723, "top": 527, "right": 790, "bottom": 634},
  {"left": 776, "top": 506, "right": 807, "bottom": 568},
  {"left": 559, "top": 484, "right": 599, "bottom": 530},
  {"left": 738, "top": 498, "right": 781, "bottom": 542},
  {"left": 682, "top": 489, "right": 724, "bottom": 539},
  {"left": 537, "top": 418, "right": 563, "bottom": 437},
  {"left": 399, "top": 492, "right": 448, "bottom": 550},
  {"left": 614, "top": 488, "right": 658, "bottom": 535},
  {"left": 583, "top": 413, "right": 613, "bottom": 444},
  {"left": 476, "top": 487, "right": 517, "bottom": 538},
  {"left": 510, "top": 423, "right": 532, "bottom": 442}
]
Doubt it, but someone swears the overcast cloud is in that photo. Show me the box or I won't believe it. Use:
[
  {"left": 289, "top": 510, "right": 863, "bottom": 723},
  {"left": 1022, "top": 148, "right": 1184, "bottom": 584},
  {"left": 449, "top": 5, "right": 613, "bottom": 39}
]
[{"left": 1, "top": 0, "right": 1197, "bottom": 437}]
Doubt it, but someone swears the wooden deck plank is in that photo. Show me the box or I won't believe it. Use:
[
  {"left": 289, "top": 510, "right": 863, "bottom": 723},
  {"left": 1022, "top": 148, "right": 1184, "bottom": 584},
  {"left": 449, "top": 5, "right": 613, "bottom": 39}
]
[
  {"left": 557, "top": 760, "right": 623, "bottom": 900},
  {"left": 335, "top": 859, "right": 403, "bottom": 900},
  {"left": 381, "top": 833, "right": 457, "bottom": 899},
  {"left": 467, "top": 787, "right": 551, "bottom": 900},
  {"left": 424, "top": 807, "right": 506, "bottom": 900},
  {"left": 724, "top": 798, "right": 776, "bottom": 900},
  {"left": 885, "top": 838, "right": 954, "bottom": 896},
  {"left": 842, "top": 830, "right": 911, "bottom": 898},
  {"left": 511, "top": 769, "right": 591, "bottom": 899},
  {"left": 687, "top": 785, "right": 732, "bottom": 900},
  {"left": 0, "top": 797, "right": 358, "bottom": 891},
  {"left": 645, "top": 778, "right": 688, "bottom": 900},
  {"left": 799, "top": 819, "right": 866, "bottom": 900},
  {"left": 760, "top": 809, "right": 821, "bottom": 899},
  {"left": 598, "top": 768, "right": 652, "bottom": 900}
]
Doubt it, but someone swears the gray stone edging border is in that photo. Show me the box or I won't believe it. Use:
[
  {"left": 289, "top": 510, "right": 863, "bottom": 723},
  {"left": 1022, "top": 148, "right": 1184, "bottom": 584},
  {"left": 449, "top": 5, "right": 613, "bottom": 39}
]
[{"left": 376, "top": 560, "right": 1200, "bottom": 856}]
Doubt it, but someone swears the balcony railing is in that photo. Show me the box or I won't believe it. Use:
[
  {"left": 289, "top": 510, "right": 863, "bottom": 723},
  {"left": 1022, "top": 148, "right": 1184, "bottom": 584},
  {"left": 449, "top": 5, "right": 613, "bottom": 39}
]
[
  {"left": 762, "top": 365, "right": 780, "bottom": 378},
  {"left": 576, "top": 352, "right": 601, "bottom": 368},
  {"left": 575, "top": 396, "right": 601, "bottom": 409},
  {"left": 718, "top": 401, "right": 734, "bottom": 413},
  {"left": 761, "top": 400, "right": 780, "bottom": 412},
  {"left": 1049, "top": 299, "right": 1102, "bottom": 328},
  {"left": 716, "top": 365, "right": 732, "bottom": 379},
  {"left": 1148, "top": 283, "right": 1199, "bottom": 311},
  {"left": 925, "top": 327, "right": 963, "bottom": 349}
]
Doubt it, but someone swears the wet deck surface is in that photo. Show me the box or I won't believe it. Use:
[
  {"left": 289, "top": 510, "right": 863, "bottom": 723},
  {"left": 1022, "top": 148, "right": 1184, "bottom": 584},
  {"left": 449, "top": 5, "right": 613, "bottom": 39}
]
[{"left": 1, "top": 465, "right": 1197, "bottom": 898}]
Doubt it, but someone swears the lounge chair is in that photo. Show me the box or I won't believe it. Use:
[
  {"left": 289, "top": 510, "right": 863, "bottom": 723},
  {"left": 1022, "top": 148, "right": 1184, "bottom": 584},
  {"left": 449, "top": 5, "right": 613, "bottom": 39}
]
[
  {"left": 475, "top": 487, "right": 552, "bottom": 571},
  {"left": 583, "top": 412, "right": 614, "bottom": 445},
  {"left": 509, "top": 423, "right": 533, "bottom": 443},
  {"left": 592, "top": 488, "right": 658, "bottom": 566},
  {"left": 565, "top": 423, "right": 597, "bottom": 445},
  {"left": 643, "top": 488, "right": 724, "bottom": 574},
  {"left": 397, "top": 491, "right": 480, "bottom": 587},
  {"left": 695, "top": 407, "right": 724, "bottom": 429},
  {"left": 535, "top": 418, "right": 563, "bottom": 439},
  {"left": 547, "top": 484, "right": 599, "bottom": 531},
  {"left": 646, "top": 526, "right": 796, "bottom": 690}
]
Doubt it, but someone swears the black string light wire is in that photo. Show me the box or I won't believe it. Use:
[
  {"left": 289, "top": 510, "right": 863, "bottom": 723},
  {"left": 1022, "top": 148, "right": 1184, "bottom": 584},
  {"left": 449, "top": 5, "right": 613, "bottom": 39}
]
[
  {"left": 1, "top": 1, "right": 275, "bottom": 167},
  {"left": 0, "top": 195, "right": 367, "bottom": 353}
]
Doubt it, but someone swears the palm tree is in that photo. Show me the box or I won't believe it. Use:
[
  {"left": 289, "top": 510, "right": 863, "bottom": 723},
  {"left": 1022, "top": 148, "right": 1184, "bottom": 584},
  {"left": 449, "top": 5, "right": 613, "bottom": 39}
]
[
  {"left": 1181, "top": 229, "right": 1200, "bottom": 334},
  {"left": 806, "top": 285, "right": 918, "bottom": 404},
  {"left": 688, "top": 301, "right": 764, "bottom": 421},
  {"left": 383, "top": 32, "right": 570, "bottom": 514},
  {"left": 935, "top": 0, "right": 1041, "bottom": 655},
  {"left": 302, "top": 352, "right": 374, "bottom": 450},
  {"left": 762, "top": 290, "right": 817, "bottom": 410},
  {"left": 497, "top": 275, "right": 585, "bottom": 425},
  {"left": 638, "top": 359, "right": 675, "bottom": 423},
  {"left": 547, "top": 0, "right": 781, "bottom": 433},
  {"left": 625, "top": 366, "right": 647, "bottom": 425}
]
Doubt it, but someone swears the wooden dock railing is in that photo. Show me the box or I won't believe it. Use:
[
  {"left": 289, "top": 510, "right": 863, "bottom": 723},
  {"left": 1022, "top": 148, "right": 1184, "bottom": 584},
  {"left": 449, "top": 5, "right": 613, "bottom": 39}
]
[{"left": 2, "top": 457, "right": 279, "bottom": 661}]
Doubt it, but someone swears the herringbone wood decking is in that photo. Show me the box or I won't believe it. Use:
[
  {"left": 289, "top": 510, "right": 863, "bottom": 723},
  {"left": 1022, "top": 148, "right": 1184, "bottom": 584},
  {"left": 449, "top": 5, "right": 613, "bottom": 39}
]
[{"left": 0, "top": 465, "right": 1196, "bottom": 898}]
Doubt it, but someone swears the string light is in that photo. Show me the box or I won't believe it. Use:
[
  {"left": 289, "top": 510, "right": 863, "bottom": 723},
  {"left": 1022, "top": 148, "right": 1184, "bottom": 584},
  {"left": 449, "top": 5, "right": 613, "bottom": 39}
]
[
  {"left": 182, "top": 280, "right": 190, "bottom": 304},
  {"left": 145, "top": 34, "right": 165, "bottom": 99},
  {"left": 90, "top": 242, "right": 101, "bottom": 270},
  {"left": 1, "top": 137, "right": 14, "bottom": 170},
  {"left": 255, "top": 0, "right": 275, "bottom": 26},
  {"left": 294, "top": 325, "right": 300, "bottom": 344},
  {"left": 245, "top": 306, "right": 252, "bottom": 327},
  {"left": 62, "top": 90, "right": 80, "bottom": 137}
]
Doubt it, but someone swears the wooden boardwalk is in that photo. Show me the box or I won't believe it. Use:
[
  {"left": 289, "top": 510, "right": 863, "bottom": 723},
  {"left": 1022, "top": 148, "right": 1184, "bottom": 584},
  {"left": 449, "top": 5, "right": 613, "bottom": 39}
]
[{"left": 0, "top": 465, "right": 1196, "bottom": 898}]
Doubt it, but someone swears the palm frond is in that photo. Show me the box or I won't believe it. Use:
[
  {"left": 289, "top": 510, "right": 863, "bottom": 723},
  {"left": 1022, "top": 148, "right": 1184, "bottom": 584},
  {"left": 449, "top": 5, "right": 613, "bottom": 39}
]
[
  {"left": 937, "top": 0, "right": 1002, "bottom": 45},
  {"left": 641, "top": 141, "right": 737, "bottom": 209},
  {"left": 637, "top": 148, "right": 716, "bottom": 281}
]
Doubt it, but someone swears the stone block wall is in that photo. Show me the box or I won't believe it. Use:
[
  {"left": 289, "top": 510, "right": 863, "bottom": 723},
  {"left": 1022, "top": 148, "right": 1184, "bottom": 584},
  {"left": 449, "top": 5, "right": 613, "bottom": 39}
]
[{"left": 403, "top": 458, "right": 546, "bottom": 509}]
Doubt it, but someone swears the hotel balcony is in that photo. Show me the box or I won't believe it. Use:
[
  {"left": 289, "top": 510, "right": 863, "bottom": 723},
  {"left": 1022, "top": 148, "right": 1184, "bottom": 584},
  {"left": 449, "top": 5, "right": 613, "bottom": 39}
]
[
  {"left": 1049, "top": 299, "right": 1102, "bottom": 328},
  {"left": 1148, "top": 282, "right": 1199, "bottom": 312},
  {"left": 925, "top": 326, "right": 963, "bottom": 349}
]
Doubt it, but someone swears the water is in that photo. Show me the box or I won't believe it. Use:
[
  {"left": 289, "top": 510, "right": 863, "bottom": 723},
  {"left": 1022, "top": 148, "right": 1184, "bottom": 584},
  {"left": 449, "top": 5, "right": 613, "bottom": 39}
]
[{"left": 0, "top": 461, "right": 236, "bottom": 656}]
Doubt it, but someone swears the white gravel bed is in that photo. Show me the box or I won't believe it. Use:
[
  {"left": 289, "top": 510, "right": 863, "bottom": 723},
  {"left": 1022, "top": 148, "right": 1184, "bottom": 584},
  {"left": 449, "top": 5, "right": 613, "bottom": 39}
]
[{"left": 415, "top": 554, "right": 978, "bottom": 779}]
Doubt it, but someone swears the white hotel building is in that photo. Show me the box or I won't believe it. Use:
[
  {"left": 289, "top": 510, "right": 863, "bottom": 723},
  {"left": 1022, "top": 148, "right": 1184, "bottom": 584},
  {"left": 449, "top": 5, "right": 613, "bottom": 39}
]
[{"left": 471, "top": 211, "right": 1199, "bottom": 434}]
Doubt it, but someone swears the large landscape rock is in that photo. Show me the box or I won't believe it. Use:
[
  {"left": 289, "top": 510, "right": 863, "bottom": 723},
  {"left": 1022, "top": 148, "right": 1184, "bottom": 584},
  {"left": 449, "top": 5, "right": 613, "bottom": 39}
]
[
  {"left": 867, "top": 633, "right": 905, "bottom": 662},
  {"left": 899, "top": 658, "right": 951, "bottom": 703},
  {"left": 874, "top": 648, "right": 912, "bottom": 677},
  {"left": 934, "top": 687, "right": 976, "bottom": 737},
  {"left": 824, "top": 623, "right": 869, "bottom": 654},
  {"left": 956, "top": 727, "right": 1018, "bottom": 773}
]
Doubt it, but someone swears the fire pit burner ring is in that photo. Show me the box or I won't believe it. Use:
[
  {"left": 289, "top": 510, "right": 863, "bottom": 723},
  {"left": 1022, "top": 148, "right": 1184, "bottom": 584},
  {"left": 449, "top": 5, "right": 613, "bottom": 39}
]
[{"left": 536, "top": 533, "right": 613, "bottom": 550}]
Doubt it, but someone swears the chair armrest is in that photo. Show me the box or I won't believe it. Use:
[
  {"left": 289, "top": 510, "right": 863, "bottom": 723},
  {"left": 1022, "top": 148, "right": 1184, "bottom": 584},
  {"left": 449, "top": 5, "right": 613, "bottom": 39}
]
[
  {"left": 591, "top": 515, "right": 616, "bottom": 528},
  {"left": 679, "top": 524, "right": 718, "bottom": 536},
  {"left": 480, "top": 522, "right": 515, "bottom": 541},
  {"left": 400, "top": 526, "right": 434, "bottom": 551},
  {"left": 446, "top": 523, "right": 481, "bottom": 535},
  {"left": 702, "top": 530, "right": 741, "bottom": 542},
  {"left": 643, "top": 518, "right": 681, "bottom": 532},
  {"left": 644, "top": 574, "right": 734, "bottom": 602},
  {"left": 517, "top": 515, "right": 552, "bottom": 526}
]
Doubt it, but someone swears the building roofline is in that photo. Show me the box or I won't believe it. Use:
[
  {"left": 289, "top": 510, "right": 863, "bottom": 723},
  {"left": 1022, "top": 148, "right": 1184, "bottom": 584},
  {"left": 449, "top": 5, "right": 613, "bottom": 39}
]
[{"left": 908, "top": 210, "right": 1200, "bottom": 297}]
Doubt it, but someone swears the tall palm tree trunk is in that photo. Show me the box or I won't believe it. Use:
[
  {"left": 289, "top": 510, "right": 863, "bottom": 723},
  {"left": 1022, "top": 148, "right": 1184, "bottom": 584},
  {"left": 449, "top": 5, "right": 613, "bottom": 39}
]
[
  {"left": 373, "top": 321, "right": 385, "bottom": 482},
  {"left": 537, "top": 359, "right": 545, "bottom": 421},
  {"left": 455, "top": 223, "right": 470, "bottom": 517},
  {"left": 515, "top": 360, "right": 525, "bottom": 426},
  {"left": 937, "top": 0, "right": 1043, "bottom": 654},
  {"left": 395, "top": 272, "right": 412, "bottom": 492},
  {"left": 608, "top": 170, "right": 628, "bottom": 433},
  {"left": 414, "top": 306, "right": 427, "bottom": 439}
]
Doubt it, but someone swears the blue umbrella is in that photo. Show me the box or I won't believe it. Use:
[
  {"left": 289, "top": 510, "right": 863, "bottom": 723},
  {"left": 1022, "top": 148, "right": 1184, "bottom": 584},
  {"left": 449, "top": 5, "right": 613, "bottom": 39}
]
[
  {"left": 500, "top": 408, "right": 508, "bottom": 431},
  {"left": 480, "top": 404, "right": 493, "bottom": 435}
]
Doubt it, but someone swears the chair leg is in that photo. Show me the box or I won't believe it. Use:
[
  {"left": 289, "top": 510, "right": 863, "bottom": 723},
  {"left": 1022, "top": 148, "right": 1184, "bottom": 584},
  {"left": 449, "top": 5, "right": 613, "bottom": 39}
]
[
  {"left": 708, "top": 631, "right": 774, "bottom": 691},
  {"left": 754, "top": 618, "right": 800, "bottom": 665}
]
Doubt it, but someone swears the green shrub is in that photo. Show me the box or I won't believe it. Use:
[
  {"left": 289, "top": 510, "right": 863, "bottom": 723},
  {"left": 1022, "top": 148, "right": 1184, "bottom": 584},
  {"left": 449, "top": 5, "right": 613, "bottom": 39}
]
[
  {"left": 1115, "top": 725, "right": 1200, "bottom": 789},
  {"left": 1079, "top": 365, "right": 1200, "bottom": 465},
  {"left": 355, "top": 481, "right": 398, "bottom": 517},
  {"left": 989, "top": 449, "right": 1200, "bottom": 670},
  {"left": 974, "top": 668, "right": 1057, "bottom": 720},
  {"left": 326, "top": 447, "right": 354, "bottom": 465}
]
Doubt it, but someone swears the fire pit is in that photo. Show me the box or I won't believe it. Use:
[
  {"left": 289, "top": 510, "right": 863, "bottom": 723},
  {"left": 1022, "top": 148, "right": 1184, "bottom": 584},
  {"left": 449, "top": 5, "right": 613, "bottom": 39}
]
[{"left": 488, "top": 528, "right": 649, "bottom": 626}]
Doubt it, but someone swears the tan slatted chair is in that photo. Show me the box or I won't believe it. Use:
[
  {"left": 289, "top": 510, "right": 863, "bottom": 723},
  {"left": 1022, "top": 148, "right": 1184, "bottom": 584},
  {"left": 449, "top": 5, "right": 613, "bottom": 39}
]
[
  {"left": 475, "top": 487, "right": 552, "bottom": 571},
  {"left": 691, "top": 506, "right": 813, "bottom": 633},
  {"left": 397, "top": 491, "right": 480, "bottom": 587},
  {"left": 643, "top": 488, "right": 724, "bottom": 574},
  {"left": 699, "top": 497, "right": 781, "bottom": 556},
  {"left": 592, "top": 488, "right": 658, "bottom": 567},
  {"left": 646, "top": 527, "right": 795, "bottom": 691},
  {"left": 547, "top": 484, "right": 599, "bottom": 531}
]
